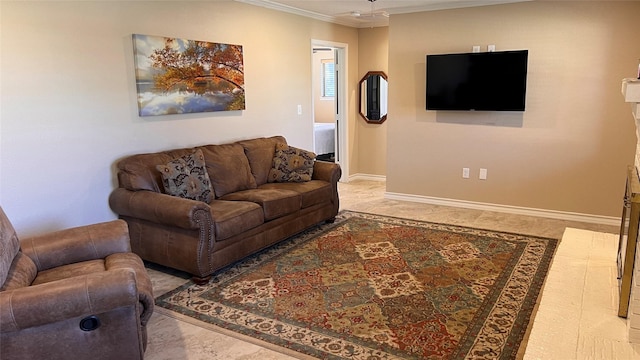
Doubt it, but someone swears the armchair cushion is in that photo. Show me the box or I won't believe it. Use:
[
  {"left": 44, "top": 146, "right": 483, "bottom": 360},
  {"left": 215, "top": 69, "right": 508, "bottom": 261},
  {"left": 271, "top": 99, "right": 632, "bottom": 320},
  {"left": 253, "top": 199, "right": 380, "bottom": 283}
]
[
  {"left": 0, "top": 252, "right": 37, "bottom": 291},
  {"left": 0, "top": 207, "right": 21, "bottom": 287},
  {"left": 32, "top": 259, "right": 105, "bottom": 286}
]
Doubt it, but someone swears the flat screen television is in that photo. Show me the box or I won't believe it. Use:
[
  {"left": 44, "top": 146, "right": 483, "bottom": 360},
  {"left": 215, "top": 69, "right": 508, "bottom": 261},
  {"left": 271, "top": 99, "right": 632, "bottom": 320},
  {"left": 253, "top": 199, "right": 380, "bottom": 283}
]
[{"left": 426, "top": 50, "right": 528, "bottom": 111}]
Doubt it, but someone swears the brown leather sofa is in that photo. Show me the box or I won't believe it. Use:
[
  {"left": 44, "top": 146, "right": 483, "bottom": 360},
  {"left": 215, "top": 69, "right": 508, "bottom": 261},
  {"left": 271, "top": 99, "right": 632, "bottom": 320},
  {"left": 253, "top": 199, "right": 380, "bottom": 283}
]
[
  {"left": 0, "top": 207, "right": 154, "bottom": 360},
  {"left": 109, "top": 136, "right": 341, "bottom": 283}
]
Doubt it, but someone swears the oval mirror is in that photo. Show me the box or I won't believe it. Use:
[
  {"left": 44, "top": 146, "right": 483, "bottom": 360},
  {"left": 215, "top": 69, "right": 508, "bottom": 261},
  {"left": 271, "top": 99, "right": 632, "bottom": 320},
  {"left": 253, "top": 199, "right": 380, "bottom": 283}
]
[{"left": 359, "top": 71, "right": 388, "bottom": 124}]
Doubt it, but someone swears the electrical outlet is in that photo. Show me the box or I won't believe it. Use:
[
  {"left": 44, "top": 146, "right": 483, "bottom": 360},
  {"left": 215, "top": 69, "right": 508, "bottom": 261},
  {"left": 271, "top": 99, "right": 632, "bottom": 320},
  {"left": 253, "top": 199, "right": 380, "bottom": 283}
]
[
  {"left": 479, "top": 168, "right": 488, "bottom": 180},
  {"left": 472, "top": 46, "right": 480, "bottom": 53},
  {"left": 488, "top": 45, "right": 496, "bottom": 52},
  {"left": 462, "top": 168, "right": 470, "bottom": 179},
  {"left": 297, "top": 105, "right": 302, "bottom": 115}
]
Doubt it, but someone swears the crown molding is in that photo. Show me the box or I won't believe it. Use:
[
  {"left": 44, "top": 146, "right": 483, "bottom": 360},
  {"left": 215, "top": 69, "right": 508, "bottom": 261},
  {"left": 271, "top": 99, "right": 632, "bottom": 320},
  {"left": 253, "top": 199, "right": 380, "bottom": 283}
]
[
  {"left": 234, "top": 0, "right": 533, "bottom": 29},
  {"left": 387, "top": 0, "right": 531, "bottom": 15},
  {"left": 233, "top": 0, "right": 364, "bottom": 28}
]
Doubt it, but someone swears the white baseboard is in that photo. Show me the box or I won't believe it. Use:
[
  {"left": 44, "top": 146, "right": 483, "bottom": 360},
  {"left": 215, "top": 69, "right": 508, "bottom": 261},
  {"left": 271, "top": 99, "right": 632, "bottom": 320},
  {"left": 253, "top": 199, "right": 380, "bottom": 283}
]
[
  {"left": 384, "top": 191, "right": 621, "bottom": 227},
  {"left": 347, "top": 173, "right": 387, "bottom": 182}
]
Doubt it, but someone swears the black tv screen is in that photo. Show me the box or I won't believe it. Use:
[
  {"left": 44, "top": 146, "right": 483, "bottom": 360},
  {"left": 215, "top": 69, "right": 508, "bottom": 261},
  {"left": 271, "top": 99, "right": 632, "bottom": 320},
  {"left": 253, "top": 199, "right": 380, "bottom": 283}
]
[{"left": 426, "top": 50, "right": 528, "bottom": 111}]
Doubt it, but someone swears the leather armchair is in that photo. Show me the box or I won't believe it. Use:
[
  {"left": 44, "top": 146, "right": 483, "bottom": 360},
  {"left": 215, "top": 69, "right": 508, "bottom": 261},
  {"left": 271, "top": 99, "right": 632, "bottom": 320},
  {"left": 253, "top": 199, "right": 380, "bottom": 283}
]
[{"left": 0, "top": 207, "right": 154, "bottom": 360}]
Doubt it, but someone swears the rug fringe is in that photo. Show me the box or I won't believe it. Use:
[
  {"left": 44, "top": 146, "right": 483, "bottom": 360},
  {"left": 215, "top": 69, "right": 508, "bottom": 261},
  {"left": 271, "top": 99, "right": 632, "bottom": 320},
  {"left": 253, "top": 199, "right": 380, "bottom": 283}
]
[{"left": 154, "top": 307, "right": 317, "bottom": 360}]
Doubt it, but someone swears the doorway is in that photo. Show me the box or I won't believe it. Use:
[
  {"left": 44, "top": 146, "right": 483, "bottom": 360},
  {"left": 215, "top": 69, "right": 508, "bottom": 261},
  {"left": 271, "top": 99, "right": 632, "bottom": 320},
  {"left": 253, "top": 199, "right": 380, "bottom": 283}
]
[{"left": 311, "top": 40, "right": 348, "bottom": 182}]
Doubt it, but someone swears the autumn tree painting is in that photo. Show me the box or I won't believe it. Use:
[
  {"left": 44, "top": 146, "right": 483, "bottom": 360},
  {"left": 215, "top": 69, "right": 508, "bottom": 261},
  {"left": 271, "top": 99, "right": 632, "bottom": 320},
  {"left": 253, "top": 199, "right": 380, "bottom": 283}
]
[{"left": 133, "top": 34, "right": 245, "bottom": 116}]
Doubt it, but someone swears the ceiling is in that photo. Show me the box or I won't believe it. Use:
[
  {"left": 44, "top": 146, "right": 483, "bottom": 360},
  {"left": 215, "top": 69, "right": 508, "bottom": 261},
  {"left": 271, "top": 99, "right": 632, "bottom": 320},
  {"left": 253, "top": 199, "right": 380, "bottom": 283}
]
[{"left": 235, "top": 0, "right": 532, "bottom": 28}]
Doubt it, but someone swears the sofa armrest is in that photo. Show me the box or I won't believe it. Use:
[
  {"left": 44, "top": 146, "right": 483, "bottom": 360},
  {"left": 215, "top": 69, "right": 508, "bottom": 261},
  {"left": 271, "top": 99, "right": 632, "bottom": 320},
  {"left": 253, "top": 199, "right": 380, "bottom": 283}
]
[
  {"left": 0, "top": 270, "right": 139, "bottom": 332},
  {"left": 109, "top": 188, "right": 211, "bottom": 230},
  {"left": 21, "top": 220, "right": 130, "bottom": 271},
  {"left": 312, "top": 160, "right": 341, "bottom": 215},
  {"left": 312, "top": 160, "right": 342, "bottom": 183}
]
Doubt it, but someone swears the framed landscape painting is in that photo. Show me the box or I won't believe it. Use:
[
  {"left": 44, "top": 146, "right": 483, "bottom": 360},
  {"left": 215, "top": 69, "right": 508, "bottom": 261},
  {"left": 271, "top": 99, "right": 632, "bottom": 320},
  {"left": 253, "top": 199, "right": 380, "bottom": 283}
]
[{"left": 132, "top": 34, "right": 245, "bottom": 116}]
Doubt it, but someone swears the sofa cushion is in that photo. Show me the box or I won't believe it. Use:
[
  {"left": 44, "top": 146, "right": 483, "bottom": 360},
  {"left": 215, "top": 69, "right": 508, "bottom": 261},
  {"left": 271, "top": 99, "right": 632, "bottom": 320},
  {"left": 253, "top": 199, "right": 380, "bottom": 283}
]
[
  {"left": 259, "top": 180, "right": 332, "bottom": 209},
  {"left": 0, "top": 252, "right": 37, "bottom": 290},
  {"left": 220, "top": 188, "right": 301, "bottom": 221},
  {"left": 156, "top": 149, "right": 213, "bottom": 203},
  {"left": 200, "top": 143, "right": 257, "bottom": 198},
  {"left": 268, "top": 144, "right": 316, "bottom": 183},
  {"left": 238, "top": 136, "right": 287, "bottom": 186},
  {"left": 209, "top": 200, "right": 264, "bottom": 241}
]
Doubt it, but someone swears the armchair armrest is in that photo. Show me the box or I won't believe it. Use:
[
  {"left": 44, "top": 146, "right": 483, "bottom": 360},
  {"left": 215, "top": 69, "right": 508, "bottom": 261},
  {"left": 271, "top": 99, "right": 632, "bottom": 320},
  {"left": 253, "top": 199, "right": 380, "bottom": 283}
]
[
  {"left": 21, "top": 220, "right": 130, "bottom": 271},
  {"left": 109, "top": 188, "right": 211, "bottom": 230},
  {"left": 0, "top": 270, "right": 139, "bottom": 332}
]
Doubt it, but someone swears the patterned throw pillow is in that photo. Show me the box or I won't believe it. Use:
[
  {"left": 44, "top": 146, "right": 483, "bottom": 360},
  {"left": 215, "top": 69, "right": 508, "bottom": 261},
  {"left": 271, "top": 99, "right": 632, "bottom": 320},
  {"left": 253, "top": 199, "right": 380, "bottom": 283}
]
[
  {"left": 156, "top": 149, "right": 213, "bottom": 203},
  {"left": 268, "top": 143, "right": 316, "bottom": 183}
]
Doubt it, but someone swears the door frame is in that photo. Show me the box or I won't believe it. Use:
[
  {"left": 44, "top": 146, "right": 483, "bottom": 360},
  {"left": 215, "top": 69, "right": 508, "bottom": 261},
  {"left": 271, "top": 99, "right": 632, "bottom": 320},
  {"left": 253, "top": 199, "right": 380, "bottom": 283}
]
[{"left": 311, "top": 39, "right": 348, "bottom": 182}]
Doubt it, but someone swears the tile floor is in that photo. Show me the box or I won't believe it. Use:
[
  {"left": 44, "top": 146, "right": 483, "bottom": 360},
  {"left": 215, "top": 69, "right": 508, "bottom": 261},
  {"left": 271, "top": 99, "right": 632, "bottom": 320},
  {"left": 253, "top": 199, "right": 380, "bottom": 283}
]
[{"left": 145, "top": 180, "right": 640, "bottom": 359}]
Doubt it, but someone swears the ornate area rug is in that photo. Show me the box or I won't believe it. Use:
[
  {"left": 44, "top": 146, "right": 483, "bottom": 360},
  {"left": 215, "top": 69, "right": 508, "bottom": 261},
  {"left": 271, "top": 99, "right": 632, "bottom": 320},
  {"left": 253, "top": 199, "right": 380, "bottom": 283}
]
[{"left": 156, "top": 211, "right": 558, "bottom": 359}]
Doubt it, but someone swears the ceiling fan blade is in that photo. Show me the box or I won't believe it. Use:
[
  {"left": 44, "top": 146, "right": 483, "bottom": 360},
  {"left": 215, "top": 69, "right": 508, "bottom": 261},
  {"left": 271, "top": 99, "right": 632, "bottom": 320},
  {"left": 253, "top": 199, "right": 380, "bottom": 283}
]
[{"left": 358, "top": 10, "right": 389, "bottom": 19}]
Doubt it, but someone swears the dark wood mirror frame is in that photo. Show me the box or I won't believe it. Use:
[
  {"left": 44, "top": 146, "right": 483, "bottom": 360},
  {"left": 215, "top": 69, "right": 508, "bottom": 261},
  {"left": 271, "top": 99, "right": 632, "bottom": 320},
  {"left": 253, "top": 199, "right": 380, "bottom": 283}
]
[{"left": 359, "top": 71, "right": 388, "bottom": 124}]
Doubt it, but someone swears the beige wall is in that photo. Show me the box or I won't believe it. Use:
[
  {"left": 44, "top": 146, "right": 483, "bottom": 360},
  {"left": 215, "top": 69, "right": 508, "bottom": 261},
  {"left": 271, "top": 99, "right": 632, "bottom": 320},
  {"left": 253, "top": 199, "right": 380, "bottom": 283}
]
[
  {"left": 0, "top": 1, "right": 358, "bottom": 235},
  {"left": 356, "top": 26, "right": 389, "bottom": 177},
  {"left": 387, "top": 1, "right": 639, "bottom": 217}
]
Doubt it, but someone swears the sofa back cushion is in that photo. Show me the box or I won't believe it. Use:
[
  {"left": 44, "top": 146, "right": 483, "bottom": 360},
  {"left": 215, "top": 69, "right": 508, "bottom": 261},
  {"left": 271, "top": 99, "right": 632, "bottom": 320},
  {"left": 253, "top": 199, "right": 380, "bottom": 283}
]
[
  {"left": 116, "top": 137, "right": 289, "bottom": 197},
  {"left": 199, "top": 143, "right": 257, "bottom": 198},
  {"left": 117, "top": 149, "right": 195, "bottom": 192},
  {"left": 238, "top": 136, "right": 287, "bottom": 186}
]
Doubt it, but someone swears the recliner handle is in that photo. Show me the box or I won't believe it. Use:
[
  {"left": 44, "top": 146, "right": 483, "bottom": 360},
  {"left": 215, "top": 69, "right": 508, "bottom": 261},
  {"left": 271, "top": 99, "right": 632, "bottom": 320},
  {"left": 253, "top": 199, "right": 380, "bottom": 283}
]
[{"left": 79, "top": 315, "right": 101, "bottom": 331}]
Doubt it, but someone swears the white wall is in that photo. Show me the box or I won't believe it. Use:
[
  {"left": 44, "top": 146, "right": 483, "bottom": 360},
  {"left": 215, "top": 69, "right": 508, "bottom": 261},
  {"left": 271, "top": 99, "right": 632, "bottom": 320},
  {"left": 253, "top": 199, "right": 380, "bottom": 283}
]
[{"left": 0, "top": 1, "right": 358, "bottom": 236}]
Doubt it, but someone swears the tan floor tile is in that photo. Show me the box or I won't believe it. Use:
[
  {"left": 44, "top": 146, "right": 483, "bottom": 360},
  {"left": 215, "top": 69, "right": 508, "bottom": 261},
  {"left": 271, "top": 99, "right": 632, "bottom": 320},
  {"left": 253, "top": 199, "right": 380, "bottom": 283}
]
[
  {"left": 579, "top": 308, "right": 629, "bottom": 341},
  {"left": 524, "top": 303, "right": 581, "bottom": 360},
  {"left": 582, "top": 263, "right": 619, "bottom": 311},
  {"left": 147, "top": 267, "right": 190, "bottom": 296},
  {"left": 540, "top": 257, "right": 587, "bottom": 309},
  {"left": 577, "top": 335, "right": 639, "bottom": 360},
  {"left": 555, "top": 235, "right": 593, "bottom": 260}
]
